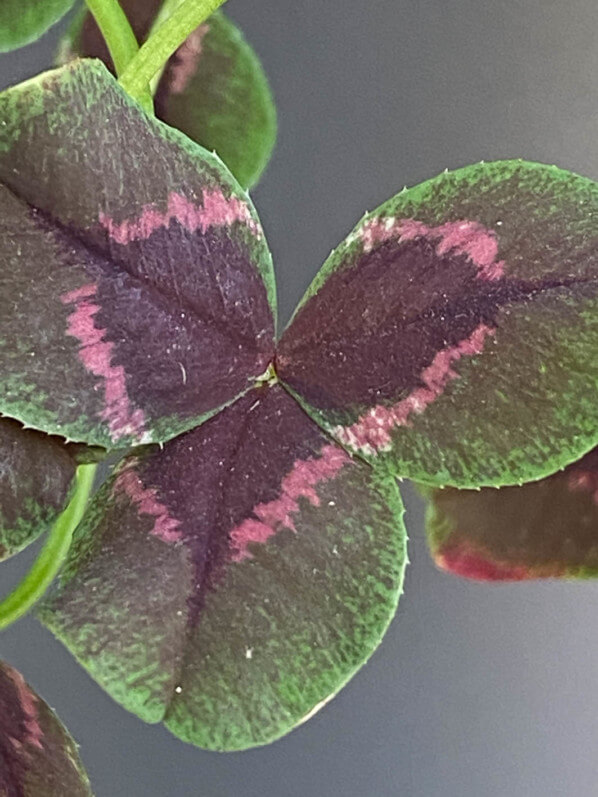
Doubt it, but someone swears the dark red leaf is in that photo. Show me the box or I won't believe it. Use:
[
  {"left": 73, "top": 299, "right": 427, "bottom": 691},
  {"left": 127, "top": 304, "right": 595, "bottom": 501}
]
[
  {"left": 0, "top": 419, "right": 76, "bottom": 561},
  {"left": 0, "top": 660, "right": 91, "bottom": 796},
  {"left": 425, "top": 448, "right": 598, "bottom": 580}
]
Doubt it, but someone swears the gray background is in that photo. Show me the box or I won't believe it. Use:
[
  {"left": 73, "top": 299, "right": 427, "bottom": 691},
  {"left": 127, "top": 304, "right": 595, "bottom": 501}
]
[{"left": 1, "top": 1, "right": 598, "bottom": 795}]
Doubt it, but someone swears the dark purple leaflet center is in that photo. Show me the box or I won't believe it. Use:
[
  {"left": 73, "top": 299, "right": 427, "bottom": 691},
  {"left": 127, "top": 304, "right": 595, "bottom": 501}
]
[
  {"left": 112, "top": 385, "right": 348, "bottom": 626},
  {"left": 277, "top": 217, "right": 593, "bottom": 424},
  {"left": 57, "top": 190, "right": 273, "bottom": 441}
]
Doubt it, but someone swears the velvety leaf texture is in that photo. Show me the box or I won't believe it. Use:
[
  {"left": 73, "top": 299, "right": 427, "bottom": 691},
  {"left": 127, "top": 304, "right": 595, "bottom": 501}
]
[
  {"left": 0, "top": 61, "right": 275, "bottom": 449},
  {"left": 277, "top": 160, "right": 598, "bottom": 488},
  {"left": 61, "top": 2, "right": 276, "bottom": 188},
  {"left": 424, "top": 448, "right": 598, "bottom": 581},
  {"left": 39, "top": 384, "right": 407, "bottom": 751},
  {"left": 0, "top": 0, "right": 74, "bottom": 53},
  {"left": 0, "top": 660, "right": 92, "bottom": 796},
  {"left": 0, "top": 419, "right": 76, "bottom": 562}
]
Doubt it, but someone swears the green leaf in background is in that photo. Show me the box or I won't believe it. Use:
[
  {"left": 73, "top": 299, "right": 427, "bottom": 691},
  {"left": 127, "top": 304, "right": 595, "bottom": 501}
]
[
  {"left": 0, "top": 419, "right": 76, "bottom": 562},
  {"left": 39, "top": 384, "right": 406, "bottom": 751},
  {"left": 277, "top": 160, "right": 598, "bottom": 488},
  {"left": 156, "top": 9, "right": 277, "bottom": 189},
  {"left": 424, "top": 448, "right": 598, "bottom": 580},
  {"left": 0, "top": 60, "right": 275, "bottom": 449},
  {"left": 0, "top": 0, "right": 75, "bottom": 53},
  {"left": 0, "top": 659, "right": 92, "bottom": 795},
  {"left": 60, "top": 2, "right": 276, "bottom": 188}
]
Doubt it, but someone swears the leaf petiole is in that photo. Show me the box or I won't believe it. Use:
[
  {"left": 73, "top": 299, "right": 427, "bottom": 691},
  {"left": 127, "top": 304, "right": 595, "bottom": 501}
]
[
  {"left": 147, "top": 0, "right": 187, "bottom": 95},
  {"left": 118, "top": 0, "right": 227, "bottom": 104},
  {"left": 0, "top": 463, "right": 97, "bottom": 631},
  {"left": 84, "top": 0, "right": 138, "bottom": 76},
  {"left": 84, "top": 0, "right": 153, "bottom": 113}
]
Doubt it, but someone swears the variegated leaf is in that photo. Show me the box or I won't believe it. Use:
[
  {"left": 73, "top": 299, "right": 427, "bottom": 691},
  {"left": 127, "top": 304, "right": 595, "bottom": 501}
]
[
  {"left": 278, "top": 160, "right": 598, "bottom": 487},
  {"left": 0, "top": 660, "right": 92, "bottom": 796},
  {"left": 425, "top": 448, "right": 598, "bottom": 580},
  {"left": 39, "top": 384, "right": 406, "bottom": 750},
  {"left": 0, "top": 419, "right": 76, "bottom": 562},
  {"left": 0, "top": 60, "right": 275, "bottom": 449}
]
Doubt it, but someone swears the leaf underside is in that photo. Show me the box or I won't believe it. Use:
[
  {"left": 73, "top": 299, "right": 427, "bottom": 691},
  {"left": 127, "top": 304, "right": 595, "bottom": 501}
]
[
  {"left": 0, "top": 418, "right": 76, "bottom": 561},
  {"left": 0, "top": 0, "right": 74, "bottom": 53},
  {"left": 0, "top": 60, "right": 275, "bottom": 449},
  {"left": 39, "top": 383, "right": 407, "bottom": 751},
  {"left": 62, "top": 1, "right": 277, "bottom": 188},
  {"left": 277, "top": 160, "right": 598, "bottom": 488},
  {"left": 424, "top": 448, "right": 598, "bottom": 581},
  {"left": 0, "top": 660, "right": 92, "bottom": 796}
]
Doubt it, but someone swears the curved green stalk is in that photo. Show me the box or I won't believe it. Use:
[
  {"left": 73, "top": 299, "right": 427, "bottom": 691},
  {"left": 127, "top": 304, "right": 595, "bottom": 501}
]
[
  {"left": 148, "top": 0, "right": 186, "bottom": 95},
  {"left": 84, "top": 0, "right": 153, "bottom": 113},
  {"left": 119, "top": 0, "right": 227, "bottom": 104},
  {"left": 0, "top": 464, "right": 97, "bottom": 631},
  {"left": 84, "top": 0, "right": 139, "bottom": 75},
  {"left": 151, "top": 0, "right": 188, "bottom": 33}
]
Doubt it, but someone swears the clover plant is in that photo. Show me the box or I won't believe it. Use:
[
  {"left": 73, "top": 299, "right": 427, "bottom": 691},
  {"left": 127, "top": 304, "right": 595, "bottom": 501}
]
[{"left": 1, "top": 0, "right": 598, "bottom": 791}]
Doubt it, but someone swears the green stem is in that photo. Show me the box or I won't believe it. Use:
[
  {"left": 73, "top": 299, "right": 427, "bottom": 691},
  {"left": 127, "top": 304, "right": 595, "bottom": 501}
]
[
  {"left": 151, "top": 0, "right": 189, "bottom": 34},
  {"left": 84, "top": 0, "right": 139, "bottom": 76},
  {"left": 0, "top": 464, "right": 97, "bottom": 631},
  {"left": 119, "top": 0, "right": 227, "bottom": 103},
  {"left": 84, "top": 0, "right": 154, "bottom": 113},
  {"left": 148, "top": 0, "right": 187, "bottom": 95}
]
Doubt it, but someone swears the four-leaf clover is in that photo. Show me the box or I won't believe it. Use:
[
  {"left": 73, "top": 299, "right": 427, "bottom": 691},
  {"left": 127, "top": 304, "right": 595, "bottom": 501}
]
[{"left": 2, "top": 56, "right": 598, "bottom": 752}]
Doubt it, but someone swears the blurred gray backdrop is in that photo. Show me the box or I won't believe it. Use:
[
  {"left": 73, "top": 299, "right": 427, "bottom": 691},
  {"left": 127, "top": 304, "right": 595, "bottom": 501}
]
[{"left": 2, "top": 1, "right": 598, "bottom": 795}]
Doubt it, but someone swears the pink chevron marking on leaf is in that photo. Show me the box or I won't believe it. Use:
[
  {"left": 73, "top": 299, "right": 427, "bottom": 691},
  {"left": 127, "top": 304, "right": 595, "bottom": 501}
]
[
  {"left": 170, "top": 24, "right": 210, "bottom": 94},
  {"left": 61, "top": 284, "right": 97, "bottom": 303},
  {"left": 229, "top": 444, "right": 350, "bottom": 561},
  {"left": 7, "top": 668, "right": 43, "bottom": 751},
  {"left": 434, "top": 543, "right": 566, "bottom": 582},
  {"left": 99, "top": 189, "right": 260, "bottom": 245},
  {"left": 333, "top": 323, "right": 496, "bottom": 456},
  {"left": 61, "top": 284, "right": 148, "bottom": 444},
  {"left": 114, "top": 464, "right": 182, "bottom": 544},
  {"left": 358, "top": 217, "right": 505, "bottom": 281},
  {"left": 435, "top": 545, "right": 531, "bottom": 581}
]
